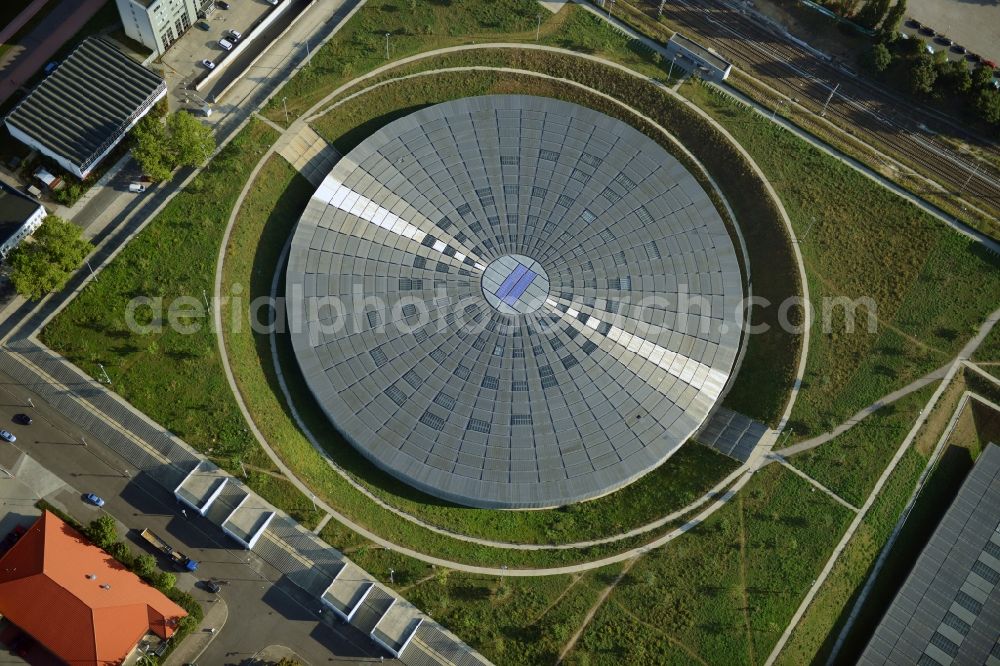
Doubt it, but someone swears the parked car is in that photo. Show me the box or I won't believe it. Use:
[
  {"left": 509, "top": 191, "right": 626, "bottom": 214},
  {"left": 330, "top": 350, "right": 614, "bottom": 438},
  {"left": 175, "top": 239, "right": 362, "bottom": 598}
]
[
  {"left": 0, "top": 430, "right": 15, "bottom": 443},
  {"left": 219, "top": 38, "right": 233, "bottom": 51},
  {"left": 216, "top": 0, "right": 230, "bottom": 8},
  {"left": 906, "top": 18, "right": 920, "bottom": 28},
  {"left": 13, "top": 414, "right": 32, "bottom": 425},
  {"left": 967, "top": 53, "right": 982, "bottom": 63},
  {"left": 226, "top": 29, "right": 241, "bottom": 41},
  {"left": 984, "top": 59, "right": 998, "bottom": 68},
  {"left": 936, "top": 35, "right": 953, "bottom": 46},
  {"left": 196, "top": 20, "right": 210, "bottom": 30},
  {"left": 84, "top": 493, "right": 105, "bottom": 507},
  {"left": 266, "top": 0, "right": 281, "bottom": 5},
  {"left": 204, "top": 580, "right": 221, "bottom": 593},
  {"left": 919, "top": 26, "right": 935, "bottom": 36},
  {"left": 951, "top": 44, "right": 967, "bottom": 54},
  {"left": 129, "top": 182, "right": 146, "bottom": 193},
  {"left": 201, "top": 58, "right": 216, "bottom": 70}
]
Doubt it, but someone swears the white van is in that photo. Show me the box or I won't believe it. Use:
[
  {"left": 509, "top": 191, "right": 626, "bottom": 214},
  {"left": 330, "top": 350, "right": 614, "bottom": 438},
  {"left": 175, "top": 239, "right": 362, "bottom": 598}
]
[
  {"left": 129, "top": 182, "right": 146, "bottom": 193},
  {"left": 219, "top": 38, "right": 233, "bottom": 51}
]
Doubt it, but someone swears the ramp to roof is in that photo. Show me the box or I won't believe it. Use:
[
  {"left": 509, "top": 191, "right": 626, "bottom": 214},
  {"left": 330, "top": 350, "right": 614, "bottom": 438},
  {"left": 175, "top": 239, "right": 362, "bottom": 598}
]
[
  {"left": 695, "top": 406, "right": 769, "bottom": 462},
  {"left": 173, "top": 461, "right": 228, "bottom": 515}
]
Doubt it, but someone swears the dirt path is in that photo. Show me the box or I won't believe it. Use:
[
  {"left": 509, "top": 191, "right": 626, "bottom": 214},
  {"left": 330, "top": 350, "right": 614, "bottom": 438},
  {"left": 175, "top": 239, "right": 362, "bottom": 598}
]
[
  {"left": 556, "top": 558, "right": 639, "bottom": 663},
  {"left": 738, "top": 493, "right": 757, "bottom": 665},
  {"left": 531, "top": 573, "right": 583, "bottom": 624}
]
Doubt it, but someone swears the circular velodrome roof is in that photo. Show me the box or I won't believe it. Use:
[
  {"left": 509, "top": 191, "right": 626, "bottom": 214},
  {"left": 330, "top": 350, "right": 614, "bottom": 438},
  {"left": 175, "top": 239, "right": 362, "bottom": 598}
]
[{"left": 286, "top": 95, "right": 744, "bottom": 509}]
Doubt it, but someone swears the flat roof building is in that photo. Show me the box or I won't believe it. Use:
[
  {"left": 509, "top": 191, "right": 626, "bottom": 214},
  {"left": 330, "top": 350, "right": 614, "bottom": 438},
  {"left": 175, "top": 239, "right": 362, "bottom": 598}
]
[
  {"left": 0, "top": 183, "right": 45, "bottom": 260},
  {"left": 4, "top": 37, "right": 167, "bottom": 179},
  {"left": 114, "top": 0, "right": 213, "bottom": 57},
  {"left": 859, "top": 443, "right": 1000, "bottom": 665},
  {"left": 0, "top": 511, "right": 187, "bottom": 665},
  {"left": 665, "top": 34, "right": 733, "bottom": 82},
  {"left": 286, "top": 95, "right": 744, "bottom": 509}
]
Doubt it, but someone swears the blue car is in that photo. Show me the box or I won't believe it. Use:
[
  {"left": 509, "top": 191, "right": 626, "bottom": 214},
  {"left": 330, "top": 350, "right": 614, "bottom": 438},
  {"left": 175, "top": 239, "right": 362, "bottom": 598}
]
[{"left": 84, "top": 493, "right": 105, "bottom": 507}]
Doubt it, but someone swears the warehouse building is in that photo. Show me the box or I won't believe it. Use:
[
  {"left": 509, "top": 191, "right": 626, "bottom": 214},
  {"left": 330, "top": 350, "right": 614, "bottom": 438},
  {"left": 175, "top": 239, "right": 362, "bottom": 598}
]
[
  {"left": 859, "top": 443, "right": 1000, "bottom": 665},
  {"left": 4, "top": 37, "right": 166, "bottom": 180}
]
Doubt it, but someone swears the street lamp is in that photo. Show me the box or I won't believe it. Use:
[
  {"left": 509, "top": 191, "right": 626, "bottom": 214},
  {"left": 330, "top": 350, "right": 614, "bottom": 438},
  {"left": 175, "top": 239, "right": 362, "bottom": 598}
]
[
  {"left": 667, "top": 53, "right": 680, "bottom": 81},
  {"left": 536, "top": 13, "right": 541, "bottom": 42},
  {"left": 281, "top": 97, "right": 289, "bottom": 124},
  {"left": 385, "top": 33, "right": 390, "bottom": 61}
]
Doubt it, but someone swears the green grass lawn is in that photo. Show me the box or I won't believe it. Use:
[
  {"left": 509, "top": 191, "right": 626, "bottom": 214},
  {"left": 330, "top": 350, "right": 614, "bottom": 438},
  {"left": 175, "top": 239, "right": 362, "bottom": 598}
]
[
  {"left": 973, "top": 324, "right": 1000, "bottom": 363},
  {"left": 567, "top": 464, "right": 854, "bottom": 665},
  {"left": 265, "top": 2, "right": 669, "bottom": 124},
  {"left": 41, "top": 120, "right": 320, "bottom": 530},
  {"left": 776, "top": 444, "right": 926, "bottom": 665},
  {"left": 682, "top": 83, "right": 1000, "bottom": 439},
  {"left": 327, "top": 518, "right": 619, "bottom": 664},
  {"left": 788, "top": 385, "right": 935, "bottom": 507}
]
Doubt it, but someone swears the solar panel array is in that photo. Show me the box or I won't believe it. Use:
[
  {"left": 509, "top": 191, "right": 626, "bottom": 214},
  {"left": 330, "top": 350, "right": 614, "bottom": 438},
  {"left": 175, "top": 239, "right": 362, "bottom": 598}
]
[{"left": 286, "top": 96, "right": 743, "bottom": 508}]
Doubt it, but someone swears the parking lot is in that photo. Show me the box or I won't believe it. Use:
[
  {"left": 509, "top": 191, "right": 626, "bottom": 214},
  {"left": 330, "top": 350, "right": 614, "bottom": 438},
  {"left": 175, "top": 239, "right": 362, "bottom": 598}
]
[
  {"left": 905, "top": 0, "right": 999, "bottom": 67},
  {"left": 160, "top": 0, "right": 278, "bottom": 111}
]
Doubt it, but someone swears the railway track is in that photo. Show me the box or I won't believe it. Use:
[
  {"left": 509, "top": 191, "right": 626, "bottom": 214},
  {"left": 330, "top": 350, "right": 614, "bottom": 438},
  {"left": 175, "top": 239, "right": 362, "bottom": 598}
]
[{"left": 622, "top": 0, "right": 1000, "bottom": 223}]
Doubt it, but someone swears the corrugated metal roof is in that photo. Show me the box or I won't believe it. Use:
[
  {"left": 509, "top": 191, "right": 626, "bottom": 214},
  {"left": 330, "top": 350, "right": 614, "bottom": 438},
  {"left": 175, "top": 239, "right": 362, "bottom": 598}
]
[
  {"left": 859, "top": 443, "right": 1000, "bottom": 665},
  {"left": 5, "top": 37, "right": 165, "bottom": 170}
]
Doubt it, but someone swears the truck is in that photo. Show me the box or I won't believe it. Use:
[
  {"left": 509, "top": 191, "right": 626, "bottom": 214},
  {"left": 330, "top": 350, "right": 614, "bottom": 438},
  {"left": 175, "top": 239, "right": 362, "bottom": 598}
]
[{"left": 139, "top": 528, "right": 199, "bottom": 571}]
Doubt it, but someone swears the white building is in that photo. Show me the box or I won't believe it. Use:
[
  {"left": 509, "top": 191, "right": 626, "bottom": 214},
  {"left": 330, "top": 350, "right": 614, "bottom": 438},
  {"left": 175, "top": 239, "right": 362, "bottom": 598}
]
[
  {"left": 0, "top": 184, "right": 46, "bottom": 261},
  {"left": 114, "top": 0, "right": 214, "bottom": 56}
]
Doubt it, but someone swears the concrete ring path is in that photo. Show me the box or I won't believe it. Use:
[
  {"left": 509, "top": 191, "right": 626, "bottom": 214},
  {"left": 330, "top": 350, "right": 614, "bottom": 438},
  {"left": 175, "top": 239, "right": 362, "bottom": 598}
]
[{"left": 211, "top": 43, "right": 809, "bottom": 575}]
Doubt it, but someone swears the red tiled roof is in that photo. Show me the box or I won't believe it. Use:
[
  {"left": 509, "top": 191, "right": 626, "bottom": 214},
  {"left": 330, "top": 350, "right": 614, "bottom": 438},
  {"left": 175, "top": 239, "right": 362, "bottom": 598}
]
[{"left": 0, "top": 511, "right": 187, "bottom": 665}]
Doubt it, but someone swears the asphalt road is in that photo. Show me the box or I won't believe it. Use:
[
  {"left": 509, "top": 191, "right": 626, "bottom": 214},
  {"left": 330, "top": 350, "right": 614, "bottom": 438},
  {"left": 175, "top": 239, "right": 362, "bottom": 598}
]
[{"left": 0, "top": 369, "right": 391, "bottom": 665}]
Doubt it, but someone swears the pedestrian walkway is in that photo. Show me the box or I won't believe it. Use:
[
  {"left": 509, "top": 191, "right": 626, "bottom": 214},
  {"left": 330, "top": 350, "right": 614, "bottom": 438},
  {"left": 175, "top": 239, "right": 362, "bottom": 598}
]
[{"left": 274, "top": 122, "right": 341, "bottom": 186}]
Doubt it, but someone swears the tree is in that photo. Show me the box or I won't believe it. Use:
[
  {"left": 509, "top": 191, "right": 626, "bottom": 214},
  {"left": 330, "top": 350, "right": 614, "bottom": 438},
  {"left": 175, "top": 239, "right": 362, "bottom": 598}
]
[
  {"left": 131, "top": 115, "right": 173, "bottom": 182},
  {"left": 878, "top": 0, "right": 906, "bottom": 39},
  {"left": 975, "top": 89, "right": 1000, "bottom": 125},
  {"left": 856, "top": 0, "right": 890, "bottom": 29},
  {"left": 167, "top": 110, "right": 215, "bottom": 167},
  {"left": 908, "top": 54, "right": 937, "bottom": 94},
  {"left": 131, "top": 111, "right": 215, "bottom": 181},
  {"left": 5, "top": 216, "right": 93, "bottom": 301},
  {"left": 108, "top": 540, "right": 134, "bottom": 567},
  {"left": 156, "top": 571, "right": 177, "bottom": 591},
  {"left": 937, "top": 59, "right": 972, "bottom": 94},
  {"left": 86, "top": 515, "right": 119, "bottom": 550},
  {"left": 869, "top": 42, "right": 893, "bottom": 73},
  {"left": 134, "top": 553, "right": 158, "bottom": 580},
  {"left": 972, "top": 65, "right": 995, "bottom": 90}
]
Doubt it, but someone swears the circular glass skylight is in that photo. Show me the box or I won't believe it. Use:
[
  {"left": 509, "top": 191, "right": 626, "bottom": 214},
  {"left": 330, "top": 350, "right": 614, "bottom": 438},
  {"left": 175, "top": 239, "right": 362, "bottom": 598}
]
[{"left": 286, "top": 95, "right": 744, "bottom": 509}]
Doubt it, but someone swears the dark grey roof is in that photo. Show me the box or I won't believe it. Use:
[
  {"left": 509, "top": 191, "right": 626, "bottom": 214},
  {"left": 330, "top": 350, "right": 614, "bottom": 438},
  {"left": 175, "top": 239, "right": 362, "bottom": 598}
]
[
  {"left": 286, "top": 95, "right": 744, "bottom": 509},
  {"left": 5, "top": 38, "right": 165, "bottom": 170},
  {"left": 668, "top": 34, "right": 733, "bottom": 73},
  {"left": 0, "top": 183, "right": 44, "bottom": 247},
  {"left": 860, "top": 443, "right": 1000, "bottom": 665}
]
